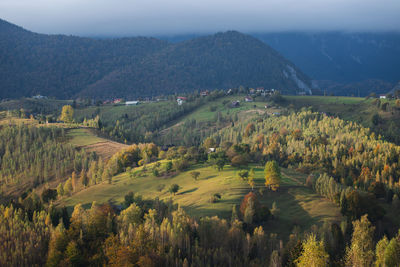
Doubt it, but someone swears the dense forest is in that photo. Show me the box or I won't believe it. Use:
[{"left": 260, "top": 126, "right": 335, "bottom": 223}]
[
  {"left": 0, "top": 125, "right": 97, "bottom": 197},
  {"left": 0, "top": 19, "right": 312, "bottom": 99},
  {"left": 0, "top": 102, "right": 400, "bottom": 266}
]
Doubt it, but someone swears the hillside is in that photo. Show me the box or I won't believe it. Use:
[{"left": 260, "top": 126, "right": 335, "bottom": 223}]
[
  {"left": 0, "top": 19, "right": 312, "bottom": 99},
  {"left": 81, "top": 31, "right": 313, "bottom": 98},
  {"left": 60, "top": 163, "right": 342, "bottom": 238},
  {"left": 254, "top": 32, "right": 400, "bottom": 95},
  {"left": 0, "top": 19, "right": 169, "bottom": 99}
]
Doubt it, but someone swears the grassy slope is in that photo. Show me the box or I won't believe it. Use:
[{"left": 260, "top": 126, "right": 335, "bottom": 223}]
[
  {"left": 67, "top": 128, "right": 128, "bottom": 159},
  {"left": 60, "top": 163, "right": 342, "bottom": 238},
  {"left": 162, "top": 95, "right": 281, "bottom": 134}
]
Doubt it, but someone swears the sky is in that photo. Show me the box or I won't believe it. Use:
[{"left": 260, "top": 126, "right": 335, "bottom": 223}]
[{"left": 1, "top": 0, "right": 400, "bottom": 36}]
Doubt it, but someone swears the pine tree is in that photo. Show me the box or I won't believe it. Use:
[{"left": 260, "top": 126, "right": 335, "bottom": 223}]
[{"left": 80, "top": 168, "right": 88, "bottom": 187}]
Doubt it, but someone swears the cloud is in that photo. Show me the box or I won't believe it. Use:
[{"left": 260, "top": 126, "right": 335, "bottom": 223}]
[{"left": 1, "top": 0, "right": 399, "bottom": 36}]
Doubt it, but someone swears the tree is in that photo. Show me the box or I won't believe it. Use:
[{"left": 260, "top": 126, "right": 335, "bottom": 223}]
[
  {"left": 42, "top": 188, "right": 57, "bottom": 203},
  {"left": 57, "top": 183, "right": 64, "bottom": 197},
  {"left": 231, "top": 155, "right": 248, "bottom": 168},
  {"left": 59, "top": 105, "right": 74, "bottom": 123},
  {"left": 190, "top": 171, "right": 200, "bottom": 181},
  {"left": 384, "top": 235, "right": 400, "bottom": 266},
  {"left": 203, "top": 137, "right": 216, "bottom": 150},
  {"left": 71, "top": 171, "right": 78, "bottom": 192},
  {"left": 248, "top": 168, "right": 255, "bottom": 190},
  {"left": 345, "top": 215, "right": 375, "bottom": 267},
  {"left": 265, "top": 161, "right": 281, "bottom": 191},
  {"left": 63, "top": 178, "right": 73, "bottom": 196},
  {"left": 169, "top": 184, "right": 180, "bottom": 195},
  {"left": 295, "top": 234, "right": 329, "bottom": 267},
  {"left": 375, "top": 236, "right": 389, "bottom": 267},
  {"left": 80, "top": 168, "right": 88, "bottom": 187}
]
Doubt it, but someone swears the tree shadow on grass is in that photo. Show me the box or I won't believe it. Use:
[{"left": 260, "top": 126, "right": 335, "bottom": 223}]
[
  {"left": 178, "top": 187, "right": 198, "bottom": 195},
  {"left": 202, "top": 175, "right": 217, "bottom": 180}
]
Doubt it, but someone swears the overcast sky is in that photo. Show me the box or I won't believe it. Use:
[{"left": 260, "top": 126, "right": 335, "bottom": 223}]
[{"left": 1, "top": 0, "right": 400, "bottom": 36}]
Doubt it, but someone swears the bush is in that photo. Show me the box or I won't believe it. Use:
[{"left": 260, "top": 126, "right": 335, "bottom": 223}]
[
  {"left": 210, "top": 193, "right": 222, "bottom": 203},
  {"left": 173, "top": 158, "right": 189, "bottom": 171}
]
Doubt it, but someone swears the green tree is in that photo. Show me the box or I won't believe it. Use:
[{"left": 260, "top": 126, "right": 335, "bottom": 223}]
[
  {"left": 384, "top": 235, "right": 400, "bottom": 267},
  {"left": 265, "top": 160, "right": 281, "bottom": 191},
  {"left": 59, "top": 105, "right": 74, "bottom": 123},
  {"left": 57, "top": 183, "right": 64, "bottom": 197},
  {"left": 63, "top": 178, "right": 73, "bottom": 196},
  {"left": 169, "top": 184, "right": 180, "bottom": 195},
  {"left": 295, "top": 234, "right": 329, "bottom": 267},
  {"left": 248, "top": 168, "right": 255, "bottom": 190}
]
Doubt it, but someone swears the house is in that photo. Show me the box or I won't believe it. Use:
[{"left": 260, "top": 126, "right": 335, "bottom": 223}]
[
  {"left": 249, "top": 88, "right": 256, "bottom": 95},
  {"left": 379, "top": 95, "right": 387, "bottom": 99},
  {"left": 262, "top": 89, "right": 276, "bottom": 97},
  {"left": 231, "top": 100, "right": 240, "bottom": 107},
  {"left": 208, "top": 148, "right": 216, "bottom": 153},
  {"left": 32, "top": 95, "right": 47, "bottom": 99},
  {"left": 256, "top": 87, "right": 265, "bottom": 93},
  {"left": 113, "top": 98, "right": 122, "bottom": 104},
  {"left": 200, "top": 90, "right": 209, "bottom": 96},
  {"left": 126, "top": 101, "right": 139, "bottom": 106},
  {"left": 245, "top": 96, "right": 253, "bottom": 102},
  {"left": 177, "top": 97, "right": 187, "bottom": 105}
]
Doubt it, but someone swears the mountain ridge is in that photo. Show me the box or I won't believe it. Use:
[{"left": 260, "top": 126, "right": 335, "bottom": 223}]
[{"left": 0, "top": 19, "right": 312, "bottom": 99}]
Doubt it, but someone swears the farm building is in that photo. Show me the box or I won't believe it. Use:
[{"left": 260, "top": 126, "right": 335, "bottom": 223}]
[{"left": 126, "top": 101, "right": 139, "bottom": 106}]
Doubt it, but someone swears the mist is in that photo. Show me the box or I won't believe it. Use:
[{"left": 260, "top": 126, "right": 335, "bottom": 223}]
[{"left": 1, "top": 0, "right": 400, "bottom": 36}]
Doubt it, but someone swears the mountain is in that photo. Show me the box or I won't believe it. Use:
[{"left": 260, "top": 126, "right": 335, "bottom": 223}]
[
  {"left": 0, "top": 19, "right": 312, "bottom": 99},
  {"left": 0, "top": 19, "right": 169, "bottom": 99},
  {"left": 253, "top": 32, "right": 400, "bottom": 95},
  {"left": 81, "top": 31, "right": 312, "bottom": 98}
]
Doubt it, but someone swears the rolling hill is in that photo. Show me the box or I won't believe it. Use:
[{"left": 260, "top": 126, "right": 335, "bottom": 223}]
[{"left": 0, "top": 19, "right": 312, "bottom": 99}]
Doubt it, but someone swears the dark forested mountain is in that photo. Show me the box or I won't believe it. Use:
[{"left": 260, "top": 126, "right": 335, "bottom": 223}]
[
  {"left": 0, "top": 19, "right": 312, "bottom": 99},
  {"left": 0, "top": 19, "right": 169, "bottom": 99},
  {"left": 81, "top": 31, "right": 312, "bottom": 98},
  {"left": 254, "top": 32, "right": 400, "bottom": 95}
]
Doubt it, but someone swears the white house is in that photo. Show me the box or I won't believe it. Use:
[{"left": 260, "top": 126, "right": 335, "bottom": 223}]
[
  {"left": 126, "top": 101, "right": 139, "bottom": 106},
  {"left": 379, "top": 95, "right": 387, "bottom": 99}
]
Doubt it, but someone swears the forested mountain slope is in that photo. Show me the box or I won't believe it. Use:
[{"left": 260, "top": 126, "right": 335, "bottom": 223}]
[
  {"left": 0, "top": 19, "right": 312, "bottom": 99},
  {"left": 0, "top": 19, "right": 169, "bottom": 99},
  {"left": 81, "top": 31, "right": 312, "bottom": 98}
]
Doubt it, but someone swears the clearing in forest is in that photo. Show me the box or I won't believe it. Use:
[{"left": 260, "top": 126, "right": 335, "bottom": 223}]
[
  {"left": 60, "top": 163, "right": 342, "bottom": 239},
  {"left": 67, "top": 128, "right": 128, "bottom": 159}
]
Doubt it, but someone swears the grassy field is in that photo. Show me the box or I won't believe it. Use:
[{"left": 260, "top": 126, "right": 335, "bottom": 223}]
[
  {"left": 60, "top": 162, "right": 342, "bottom": 238},
  {"left": 67, "top": 128, "right": 128, "bottom": 159},
  {"left": 162, "top": 95, "right": 281, "bottom": 134}
]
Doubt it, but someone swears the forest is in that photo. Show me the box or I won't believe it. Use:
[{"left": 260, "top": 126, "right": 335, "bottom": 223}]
[{"left": 1, "top": 93, "right": 400, "bottom": 266}]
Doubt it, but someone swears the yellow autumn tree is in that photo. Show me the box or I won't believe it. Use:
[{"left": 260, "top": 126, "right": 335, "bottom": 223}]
[
  {"left": 264, "top": 160, "right": 281, "bottom": 191},
  {"left": 60, "top": 105, "right": 74, "bottom": 123},
  {"left": 295, "top": 234, "right": 329, "bottom": 267}
]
